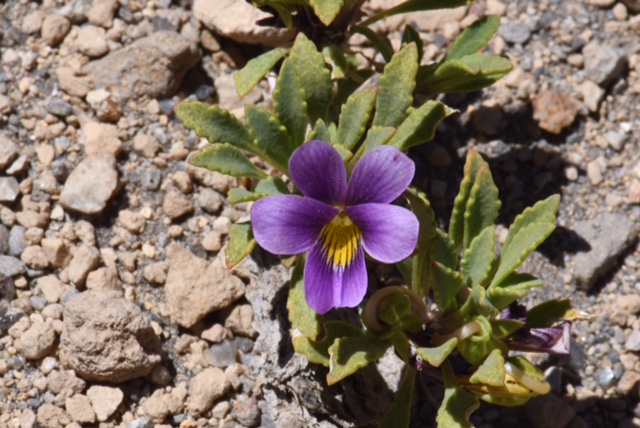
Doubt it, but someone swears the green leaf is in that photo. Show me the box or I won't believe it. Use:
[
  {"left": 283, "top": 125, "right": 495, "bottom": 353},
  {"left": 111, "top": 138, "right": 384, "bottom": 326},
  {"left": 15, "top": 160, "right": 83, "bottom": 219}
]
[
  {"left": 332, "top": 144, "right": 353, "bottom": 162},
  {"left": 308, "top": 118, "right": 332, "bottom": 143},
  {"left": 460, "top": 226, "right": 495, "bottom": 287},
  {"left": 287, "top": 256, "right": 322, "bottom": 340},
  {"left": 526, "top": 299, "right": 579, "bottom": 328},
  {"left": 372, "top": 43, "right": 418, "bottom": 128},
  {"left": 336, "top": 88, "right": 377, "bottom": 151},
  {"left": 471, "top": 283, "right": 499, "bottom": 317},
  {"left": 432, "top": 262, "right": 464, "bottom": 310},
  {"left": 401, "top": 24, "right": 423, "bottom": 63},
  {"left": 255, "top": 176, "right": 289, "bottom": 195},
  {"left": 444, "top": 15, "right": 501, "bottom": 61},
  {"left": 189, "top": 144, "right": 267, "bottom": 179},
  {"left": 310, "top": 0, "right": 344, "bottom": 26},
  {"left": 228, "top": 188, "right": 264, "bottom": 204},
  {"left": 225, "top": 223, "right": 256, "bottom": 268},
  {"left": 463, "top": 165, "right": 500, "bottom": 249},
  {"left": 490, "top": 319, "right": 525, "bottom": 339},
  {"left": 457, "top": 316, "right": 505, "bottom": 366},
  {"left": 404, "top": 187, "right": 436, "bottom": 296},
  {"left": 388, "top": 101, "right": 453, "bottom": 150},
  {"left": 288, "top": 33, "right": 333, "bottom": 124},
  {"left": 234, "top": 47, "right": 289, "bottom": 97},
  {"left": 246, "top": 105, "right": 293, "bottom": 173},
  {"left": 327, "top": 335, "right": 390, "bottom": 384},
  {"left": 423, "top": 54, "right": 513, "bottom": 94},
  {"left": 433, "top": 229, "right": 458, "bottom": 271},
  {"left": 361, "top": 126, "right": 396, "bottom": 156},
  {"left": 485, "top": 287, "right": 529, "bottom": 312},
  {"left": 323, "top": 44, "right": 349, "bottom": 79},
  {"left": 469, "top": 349, "right": 505, "bottom": 386},
  {"left": 490, "top": 195, "right": 560, "bottom": 288},
  {"left": 449, "top": 149, "right": 486, "bottom": 250},
  {"left": 351, "top": 25, "right": 394, "bottom": 63},
  {"left": 360, "top": 0, "right": 473, "bottom": 26},
  {"left": 377, "top": 293, "right": 423, "bottom": 333},
  {"left": 274, "top": 50, "right": 307, "bottom": 148},
  {"left": 175, "top": 102, "right": 254, "bottom": 152},
  {"left": 379, "top": 368, "right": 416, "bottom": 428},
  {"left": 293, "top": 321, "right": 364, "bottom": 367},
  {"left": 436, "top": 384, "right": 479, "bottom": 428},
  {"left": 416, "top": 338, "right": 458, "bottom": 368}
]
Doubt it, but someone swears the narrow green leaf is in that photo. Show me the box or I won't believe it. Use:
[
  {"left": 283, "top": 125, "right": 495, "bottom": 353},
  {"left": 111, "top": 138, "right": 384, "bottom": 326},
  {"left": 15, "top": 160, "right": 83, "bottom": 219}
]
[
  {"left": 416, "top": 338, "right": 458, "bottom": 368},
  {"left": 491, "top": 223, "right": 556, "bottom": 289},
  {"left": 445, "top": 15, "right": 501, "bottom": 61},
  {"left": 372, "top": 43, "right": 418, "bottom": 128},
  {"left": 361, "top": 126, "right": 396, "bottom": 155},
  {"left": 424, "top": 54, "right": 513, "bottom": 94},
  {"left": 433, "top": 229, "right": 458, "bottom": 271},
  {"left": 234, "top": 47, "right": 289, "bottom": 97},
  {"left": 327, "top": 336, "right": 390, "bottom": 384},
  {"left": 487, "top": 272, "right": 543, "bottom": 309},
  {"left": 288, "top": 33, "right": 333, "bottom": 124},
  {"left": 469, "top": 349, "right": 505, "bottom": 386},
  {"left": 288, "top": 256, "right": 322, "bottom": 340},
  {"left": 323, "top": 44, "right": 349, "bottom": 79},
  {"left": 387, "top": 101, "right": 453, "bottom": 150},
  {"left": 332, "top": 69, "right": 375, "bottom": 118},
  {"left": 379, "top": 368, "right": 416, "bottom": 428},
  {"left": 310, "top": 0, "right": 344, "bottom": 26},
  {"left": 360, "top": 0, "right": 472, "bottom": 26},
  {"left": 336, "top": 88, "right": 377, "bottom": 150},
  {"left": 435, "top": 384, "right": 479, "bottom": 428},
  {"left": 255, "top": 176, "right": 290, "bottom": 195},
  {"left": 175, "top": 102, "right": 254, "bottom": 152},
  {"left": 502, "top": 195, "right": 560, "bottom": 250},
  {"left": 351, "top": 25, "right": 394, "bottom": 62},
  {"left": 245, "top": 105, "right": 293, "bottom": 173},
  {"left": 189, "top": 144, "right": 267, "bottom": 179},
  {"left": 401, "top": 24, "right": 423, "bottom": 63},
  {"left": 463, "top": 165, "right": 500, "bottom": 249},
  {"left": 432, "top": 262, "right": 464, "bottom": 310},
  {"left": 225, "top": 223, "right": 256, "bottom": 268},
  {"left": 526, "top": 299, "right": 578, "bottom": 328},
  {"left": 293, "top": 320, "right": 365, "bottom": 367},
  {"left": 449, "top": 149, "right": 487, "bottom": 249},
  {"left": 460, "top": 226, "right": 495, "bottom": 287},
  {"left": 490, "top": 319, "right": 525, "bottom": 339},
  {"left": 404, "top": 187, "right": 436, "bottom": 296},
  {"left": 274, "top": 53, "right": 307, "bottom": 148},
  {"left": 457, "top": 316, "right": 504, "bottom": 366},
  {"left": 307, "top": 118, "right": 331, "bottom": 143},
  {"left": 227, "top": 188, "right": 263, "bottom": 204}
]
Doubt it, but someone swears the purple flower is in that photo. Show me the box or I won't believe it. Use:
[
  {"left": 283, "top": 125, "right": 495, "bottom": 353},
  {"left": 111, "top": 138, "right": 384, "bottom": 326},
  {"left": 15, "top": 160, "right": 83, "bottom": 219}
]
[
  {"left": 500, "top": 303, "right": 571, "bottom": 355},
  {"left": 251, "top": 140, "right": 419, "bottom": 314}
]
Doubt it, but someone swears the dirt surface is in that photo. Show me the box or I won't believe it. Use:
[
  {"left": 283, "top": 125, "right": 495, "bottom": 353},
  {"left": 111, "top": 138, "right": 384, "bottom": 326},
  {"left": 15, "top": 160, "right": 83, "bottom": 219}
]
[{"left": 2, "top": 0, "right": 640, "bottom": 427}]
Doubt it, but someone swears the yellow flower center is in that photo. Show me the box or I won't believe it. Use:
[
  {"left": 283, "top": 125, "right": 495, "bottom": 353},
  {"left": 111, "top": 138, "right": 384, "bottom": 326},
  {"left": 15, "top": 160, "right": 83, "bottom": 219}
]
[{"left": 321, "top": 212, "right": 361, "bottom": 268}]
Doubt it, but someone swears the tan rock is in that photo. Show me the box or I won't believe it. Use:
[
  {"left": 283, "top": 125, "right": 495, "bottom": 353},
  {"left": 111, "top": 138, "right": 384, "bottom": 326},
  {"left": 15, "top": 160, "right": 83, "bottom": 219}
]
[
  {"left": 118, "top": 210, "right": 146, "bottom": 234},
  {"left": 223, "top": 304, "right": 257, "bottom": 338},
  {"left": 202, "top": 230, "right": 222, "bottom": 253},
  {"left": 37, "top": 403, "right": 71, "bottom": 428},
  {"left": 41, "top": 238, "right": 71, "bottom": 268},
  {"left": 187, "top": 367, "right": 230, "bottom": 416},
  {"left": 532, "top": 89, "right": 580, "bottom": 134},
  {"left": 133, "top": 133, "right": 160, "bottom": 158},
  {"left": 86, "top": 385, "right": 123, "bottom": 421},
  {"left": 141, "top": 389, "right": 184, "bottom": 422},
  {"left": 143, "top": 262, "right": 167, "bottom": 285},
  {"left": 15, "top": 321, "right": 57, "bottom": 359},
  {"left": 163, "top": 191, "right": 193, "bottom": 221},
  {"left": 21, "top": 245, "right": 49, "bottom": 270},
  {"left": 41, "top": 14, "right": 71, "bottom": 46},
  {"left": 65, "top": 394, "right": 96, "bottom": 424},
  {"left": 37, "top": 275, "right": 66, "bottom": 303},
  {"left": 16, "top": 210, "right": 48, "bottom": 229},
  {"left": 56, "top": 67, "right": 93, "bottom": 98},
  {"left": 88, "top": 0, "right": 118, "bottom": 27},
  {"left": 59, "top": 154, "right": 118, "bottom": 215},
  {"left": 165, "top": 244, "right": 245, "bottom": 327},
  {"left": 86, "top": 267, "right": 122, "bottom": 291},
  {"left": 68, "top": 244, "right": 100, "bottom": 286},
  {"left": 61, "top": 290, "right": 162, "bottom": 382},
  {"left": 82, "top": 122, "right": 123, "bottom": 156},
  {"left": 201, "top": 324, "right": 233, "bottom": 343}
]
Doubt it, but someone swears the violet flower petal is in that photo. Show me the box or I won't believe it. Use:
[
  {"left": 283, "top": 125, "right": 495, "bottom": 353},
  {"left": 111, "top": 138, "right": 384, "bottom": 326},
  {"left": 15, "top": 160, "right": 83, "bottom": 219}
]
[
  {"left": 508, "top": 323, "right": 571, "bottom": 355},
  {"left": 289, "top": 140, "right": 347, "bottom": 206},
  {"left": 346, "top": 203, "right": 419, "bottom": 263},
  {"left": 305, "top": 242, "right": 367, "bottom": 314},
  {"left": 252, "top": 195, "right": 339, "bottom": 255},
  {"left": 346, "top": 145, "right": 415, "bottom": 205}
]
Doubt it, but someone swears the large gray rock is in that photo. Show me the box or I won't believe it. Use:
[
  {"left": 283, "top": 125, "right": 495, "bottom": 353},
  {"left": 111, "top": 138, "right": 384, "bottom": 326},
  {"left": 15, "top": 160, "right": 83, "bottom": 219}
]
[
  {"left": 572, "top": 212, "right": 640, "bottom": 290},
  {"left": 61, "top": 290, "right": 162, "bottom": 382},
  {"left": 83, "top": 31, "right": 200, "bottom": 100},
  {"left": 193, "top": 0, "right": 293, "bottom": 47}
]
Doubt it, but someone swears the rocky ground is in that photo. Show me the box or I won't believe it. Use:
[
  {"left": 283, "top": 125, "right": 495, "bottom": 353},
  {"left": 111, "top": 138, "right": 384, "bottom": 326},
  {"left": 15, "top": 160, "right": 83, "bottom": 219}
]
[{"left": 1, "top": 0, "right": 640, "bottom": 427}]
